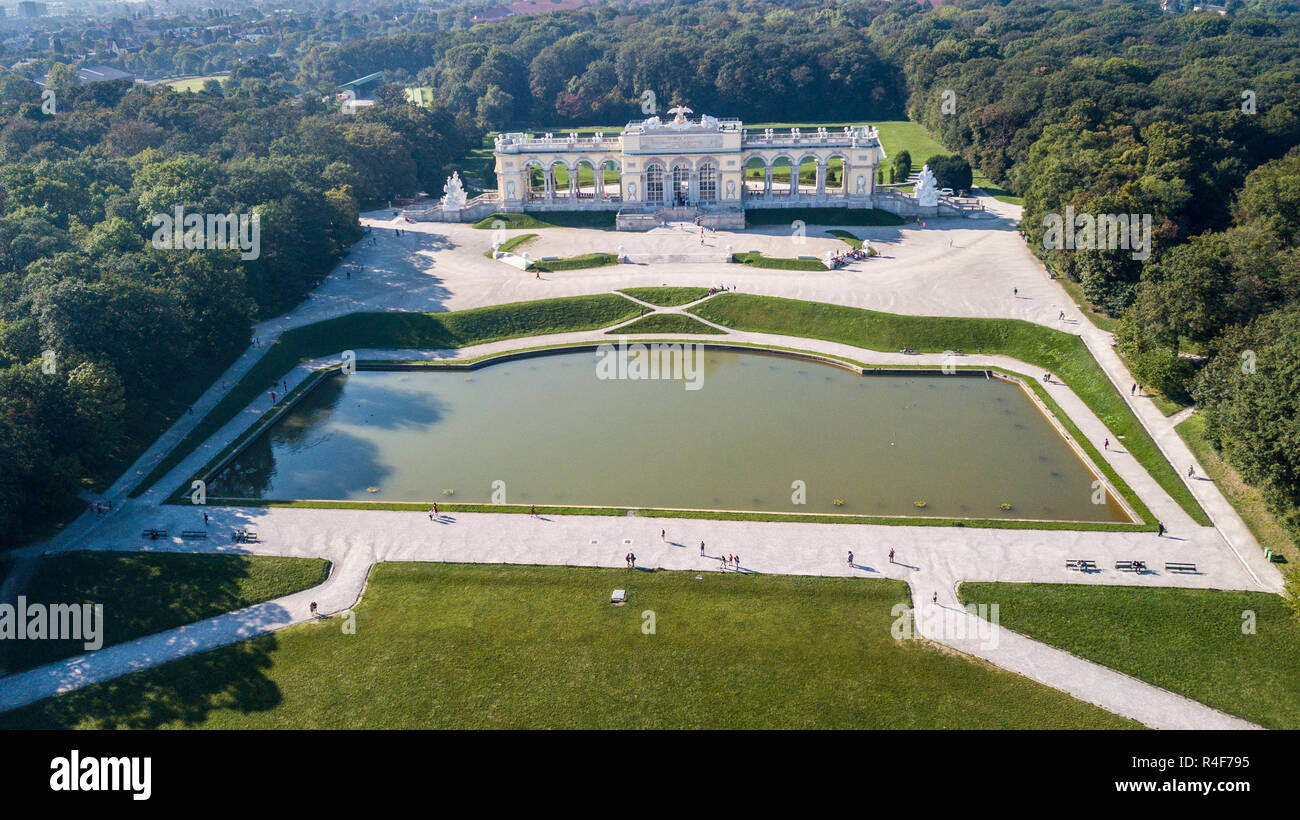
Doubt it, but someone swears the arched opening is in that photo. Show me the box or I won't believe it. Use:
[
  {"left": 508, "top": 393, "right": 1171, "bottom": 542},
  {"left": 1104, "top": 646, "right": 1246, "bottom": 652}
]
[
  {"left": 743, "top": 156, "right": 767, "bottom": 196},
  {"left": 526, "top": 161, "right": 546, "bottom": 200},
  {"left": 549, "top": 162, "right": 571, "bottom": 200},
  {"left": 645, "top": 163, "right": 665, "bottom": 204},
  {"left": 826, "top": 155, "right": 846, "bottom": 195},
  {"left": 575, "top": 160, "right": 597, "bottom": 200},
  {"left": 796, "top": 155, "right": 819, "bottom": 196},
  {"left": 770, "top": 156, "right": 794, "bottom": 197},
  {"left": 698, "top": 162, "right": 717, "bottom": 204},
  {"left": 670, "top": 162, "right": 691, "bottom": 206},
  {"left": 601, "top": 159, "right": 621, "bottom": 200}
]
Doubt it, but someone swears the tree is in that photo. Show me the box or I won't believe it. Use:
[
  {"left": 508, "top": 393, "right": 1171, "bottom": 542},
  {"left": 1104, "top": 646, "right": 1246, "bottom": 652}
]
[
  {"left": 924, "top": 154, "right": 973, "bottom": 191},
  {"left": 891, "top": 149, "right": 911, "bottom": 181}
]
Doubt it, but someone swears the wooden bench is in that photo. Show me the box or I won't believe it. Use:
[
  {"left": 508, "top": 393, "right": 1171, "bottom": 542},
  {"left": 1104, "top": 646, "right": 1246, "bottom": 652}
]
[
  {"left": 1165, "top": 561, "right": 1198, "bottom": 574},
  {"left": 141, "top": 528, "right": 168, "bottom": 539},
  {"left": 1115, "top": 560, "right": 1148, "bottom": 572},
  {"left": 232, "top": 529, "right": 259, "bottom": 544},
  {"left": 180, "top": 530, "right": 208, "bottom": 540},
  {"left": 1065, "top": 559, "right": 1097, "bottom": 571}
]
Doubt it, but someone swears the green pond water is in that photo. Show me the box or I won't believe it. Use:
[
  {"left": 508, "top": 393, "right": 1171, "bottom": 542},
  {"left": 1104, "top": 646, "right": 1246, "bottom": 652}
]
[{"left": 209, "top": 349, "right": 1128, "bottom": 522}]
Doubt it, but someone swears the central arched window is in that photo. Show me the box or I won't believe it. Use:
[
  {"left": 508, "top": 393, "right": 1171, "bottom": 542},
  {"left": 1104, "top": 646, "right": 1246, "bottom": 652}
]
[{"left": 671, "top": 164, "right": 691, "bottom": 205}]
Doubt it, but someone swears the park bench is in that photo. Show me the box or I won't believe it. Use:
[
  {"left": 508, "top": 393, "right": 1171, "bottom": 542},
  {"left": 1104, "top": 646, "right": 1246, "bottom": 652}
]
[
  {"left": 232, "top": 529, "right": 259, "bottom": 544},
  {"left": 180, "top": 530, "right": 208, "bottom": 540},
  {"left": 141, "top": 528, "right": 168, "bottom": 540},
  {"left": 1065, "top": 559, "right": 1097, "bottom": 571},
  {"left": 1263, "top": 547, "right": 1285, "bottom": 563},
  {"left": 1115, "top": 560, "right": 1148, "bottom": 572},
  {"left": 1164, "top": 561, "right": 1198, "bottom": 574}
]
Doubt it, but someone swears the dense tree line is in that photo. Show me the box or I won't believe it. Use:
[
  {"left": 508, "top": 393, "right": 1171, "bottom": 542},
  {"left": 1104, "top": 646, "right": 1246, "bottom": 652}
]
[{"left": 0, "top": 76, "right": 471, "bottom": 546}]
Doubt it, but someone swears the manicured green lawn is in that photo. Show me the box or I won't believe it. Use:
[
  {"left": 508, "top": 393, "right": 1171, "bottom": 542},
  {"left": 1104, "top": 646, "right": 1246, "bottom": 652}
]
[
  {"left": 873, "top": 120, "right": 1022, "bottom": 205},
  {"left": 959, "top": 582, "right": 1300, "bottom": 729},
  {"left": 1, "top": 564, "right": 1136, "bottom": 729},
  {"left": 162, "top": 74, "right": 229, "bottom": 92},
  {"left": 732, "top": 252, "right": 827, "bottom": 271},
  {"left": 528, "top": 252, "right": 619, "bottom": 272},
  {"left": 745, "top": 208, "right": 903, "bottom": 227},
  {"left": 483, "top": 232, "right": 537, "bottom": 258},
  {"left": 1, "top": 552, "right": 329, "bottom": 674},
  {"left": 618, "top": 287, "right": 713, "bottom": 306},
  {"left": 689, "top": 294, "right": 1208, "bottom": 525},
  {"left": 472, "top": 212, "right": 616, "bottom": 230},
  {"left": 607, "top": 313, "right": 724, "bottom": 334},
  {"left": 131, "top": 294, "right": 643, "bottom": 497},
  {"left": 827, "top": 229, "right": 878, "bottom": 250}
]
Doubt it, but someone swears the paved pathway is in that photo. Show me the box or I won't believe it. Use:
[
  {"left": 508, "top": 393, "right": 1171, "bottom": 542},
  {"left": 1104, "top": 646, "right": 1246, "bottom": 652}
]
[{"left": 1, "top": 193, "right": 1285, "bottom": 728}]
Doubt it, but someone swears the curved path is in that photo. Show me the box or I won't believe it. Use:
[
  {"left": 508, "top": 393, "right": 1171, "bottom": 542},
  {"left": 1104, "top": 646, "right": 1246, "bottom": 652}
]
[{"left": 1, "top": 194, "right": 1284, "bottom": 728}]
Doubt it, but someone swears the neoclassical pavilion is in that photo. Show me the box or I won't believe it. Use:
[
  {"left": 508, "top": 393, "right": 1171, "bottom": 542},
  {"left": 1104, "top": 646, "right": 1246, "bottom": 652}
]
[{"left": 490, "top": 108, "right": 887, "bottom": 226}]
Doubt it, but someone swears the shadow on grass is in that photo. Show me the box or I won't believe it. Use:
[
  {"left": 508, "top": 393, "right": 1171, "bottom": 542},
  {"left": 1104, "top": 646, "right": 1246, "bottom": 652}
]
[{"left": 0, "top": 635, "right": 281, "bottom": 729}]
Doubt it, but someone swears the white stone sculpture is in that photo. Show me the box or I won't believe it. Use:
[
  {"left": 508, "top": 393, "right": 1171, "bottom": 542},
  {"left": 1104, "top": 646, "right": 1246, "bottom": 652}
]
[
  {"left": 441, "top": 172, "right": 469, "bottom": 211},
  {"left": 915, "top": 164, "right": 939, "bottom": 207}
]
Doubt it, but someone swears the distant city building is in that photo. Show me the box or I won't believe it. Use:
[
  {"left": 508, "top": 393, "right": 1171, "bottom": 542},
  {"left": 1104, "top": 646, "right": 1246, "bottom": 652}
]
[{"left": 18, "top": 1, "right": 48, "bottom": 17}]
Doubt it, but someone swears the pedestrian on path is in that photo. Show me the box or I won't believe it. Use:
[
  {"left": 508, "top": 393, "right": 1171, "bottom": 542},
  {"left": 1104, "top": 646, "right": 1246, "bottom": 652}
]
[
  {"left": 888, "top": 548, "right": 895, "bottom": 563},
  {"left": 661, "top": 528, "right": 666, "bottom": 541},
  {"left": 1104, "top": 438, "right": 1109, "bottom": 451},
  {"left": 1059, "top": 311, "right": 1065, "bottom": 320},
  {"left": 310, "top": 602, "right": 318, "bottom": 617},
  {"left": 1157, "top": 521, "right": 1165, "bottom": 537},
  {"left": 847, "top": 550, "right": 854, "bottom": 566},
  {"left": 433, "top": 502, "right": 438, "bottom": 517},
  {"left": 1013, "top": 287, "right": 1018, "bottom": 298},
  {"left": 932, "top": 592, "right": 938, "bottom": 604},
  {"left": 530, "top": 505, "right": 537, "bottom": 517},
  {"left": 733, "top": 553, "right": 740, "bottom": 570},
  {"left": 700, "top": 541, "right": 705, "bottom": 556},
  {"left": 1131, "top": 383, "right": 1136, "bottom": 395},
  {"left": 428, "top": 507, "right": 435, "bottom": 521},
  {"left": 203, "top": 512, "right": 209, "bottom": 525},
  {"left": 1187, "top": 465, "right": 1196, "bottom": 478}
]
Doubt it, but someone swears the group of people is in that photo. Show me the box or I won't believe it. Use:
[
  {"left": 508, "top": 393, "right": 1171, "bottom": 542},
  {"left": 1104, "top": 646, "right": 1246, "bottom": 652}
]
[
  {"left": 828, "top": 246, "right": 870, "bottom": 268},
  {"left": 718, "top": 553, "right": 741, "bottom": 572}
]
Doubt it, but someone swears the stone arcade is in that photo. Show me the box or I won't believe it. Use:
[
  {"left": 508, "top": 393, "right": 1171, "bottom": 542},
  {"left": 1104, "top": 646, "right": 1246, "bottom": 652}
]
[{"left": 406, "top": 108, "right": 980, "bottom": 228}]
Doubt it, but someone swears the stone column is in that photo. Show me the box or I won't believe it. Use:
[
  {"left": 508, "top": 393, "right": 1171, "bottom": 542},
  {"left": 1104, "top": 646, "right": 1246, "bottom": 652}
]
[
  {"left": 568, "top": 165, "right": 577, "bottom": 199},
  {"left": 816, "top": 161, "right": 826, "bottom": 197},
  {"left": 764, "top": 165, "right": 772, "bottom": 197}
]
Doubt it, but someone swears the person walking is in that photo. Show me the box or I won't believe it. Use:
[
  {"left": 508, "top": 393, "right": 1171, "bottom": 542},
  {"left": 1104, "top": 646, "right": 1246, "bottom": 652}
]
[
  {"left": 1157, "top": 521, "right": 1165, "bottom": 537},
  {"left": 203, "top": 512, "right": 209, "bottom": 525},
  {"left": 699, "top": 541, "right": 705, "bottom": 556},
  {"left": 433, "top": 502, "right": 438, "bottom": 517},
  {"left": 1013, "top": 287, "right": 1018, "bottom": 298},
  {"left": 661, "top": 528, "right": 666, "bottom": 541},
  {"left": 847, "top": 550, "right": 854, "bottom": 566},
  {"left": 530, "top": 505, "right": 537, "bottom": 517},
  {"left": 428, "top": 508, "right": 435, "bottom": 521},
  {"left": 932, "top": 592, "right": 938, "bottom": 604},
  {"left": 1131, "top": 383, "right": 1136, "bottom": 395},
  {"left": 733, "top": 553, "right": 740, "bottom": 570},
  {"left": 1104, "top": 438, "right": 1109, "bottom": 451},
  {"left": 888, "top": 548, "right": 895, "bottom": 564},
  {"left": 1188, "top": 465, "right": 1196, "bottom": 478}
]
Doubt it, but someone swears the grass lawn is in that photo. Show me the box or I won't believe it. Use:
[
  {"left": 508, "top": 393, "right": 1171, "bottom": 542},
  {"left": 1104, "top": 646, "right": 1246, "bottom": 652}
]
[
  {"left": 745, "top": 207, "right": 903, "bottom": 227},
  {"left": 1178, "top": 413, "right": 1297, "bottom": 563},
  {"left": 732, "top": 252, "right": 827, "bottom": 271},
  {"left": 483, "top": 232, "right": 537, "bottom": 258},
  {"left": 958, "top": 582, "right": 1300, "bottom": 729},
  {"left": 472, "top": 212, "right": 616, "bottom": 230},
  {"left": 0, "top": 552, "right": 329, "bottom": 675},
  {"left": 689, "top": 294, "right": 1208, "bottom": 525},
  {"left": 131, "top": 294, "right": 643, "bottom": 497},
  {"left": 162, "top": 74, "right": 229, "bottom": 92},
  {"left": 618, "top": 287, "right": 713, "bottom": 306},
  {"left": 528, "top": 252, "right": 619, "bottom": 272},
  {"left": 873, "top": 120, "right": 1022, "bottom": 205},
  {"left": 607, "top": 314, "right": 724, "bottom": 334},
  {"left": 826, "top": 229, "right": 878, "bottom": 252},
  {"left": 0, "top": 563, "right": 1136, "bottom": 729}
]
